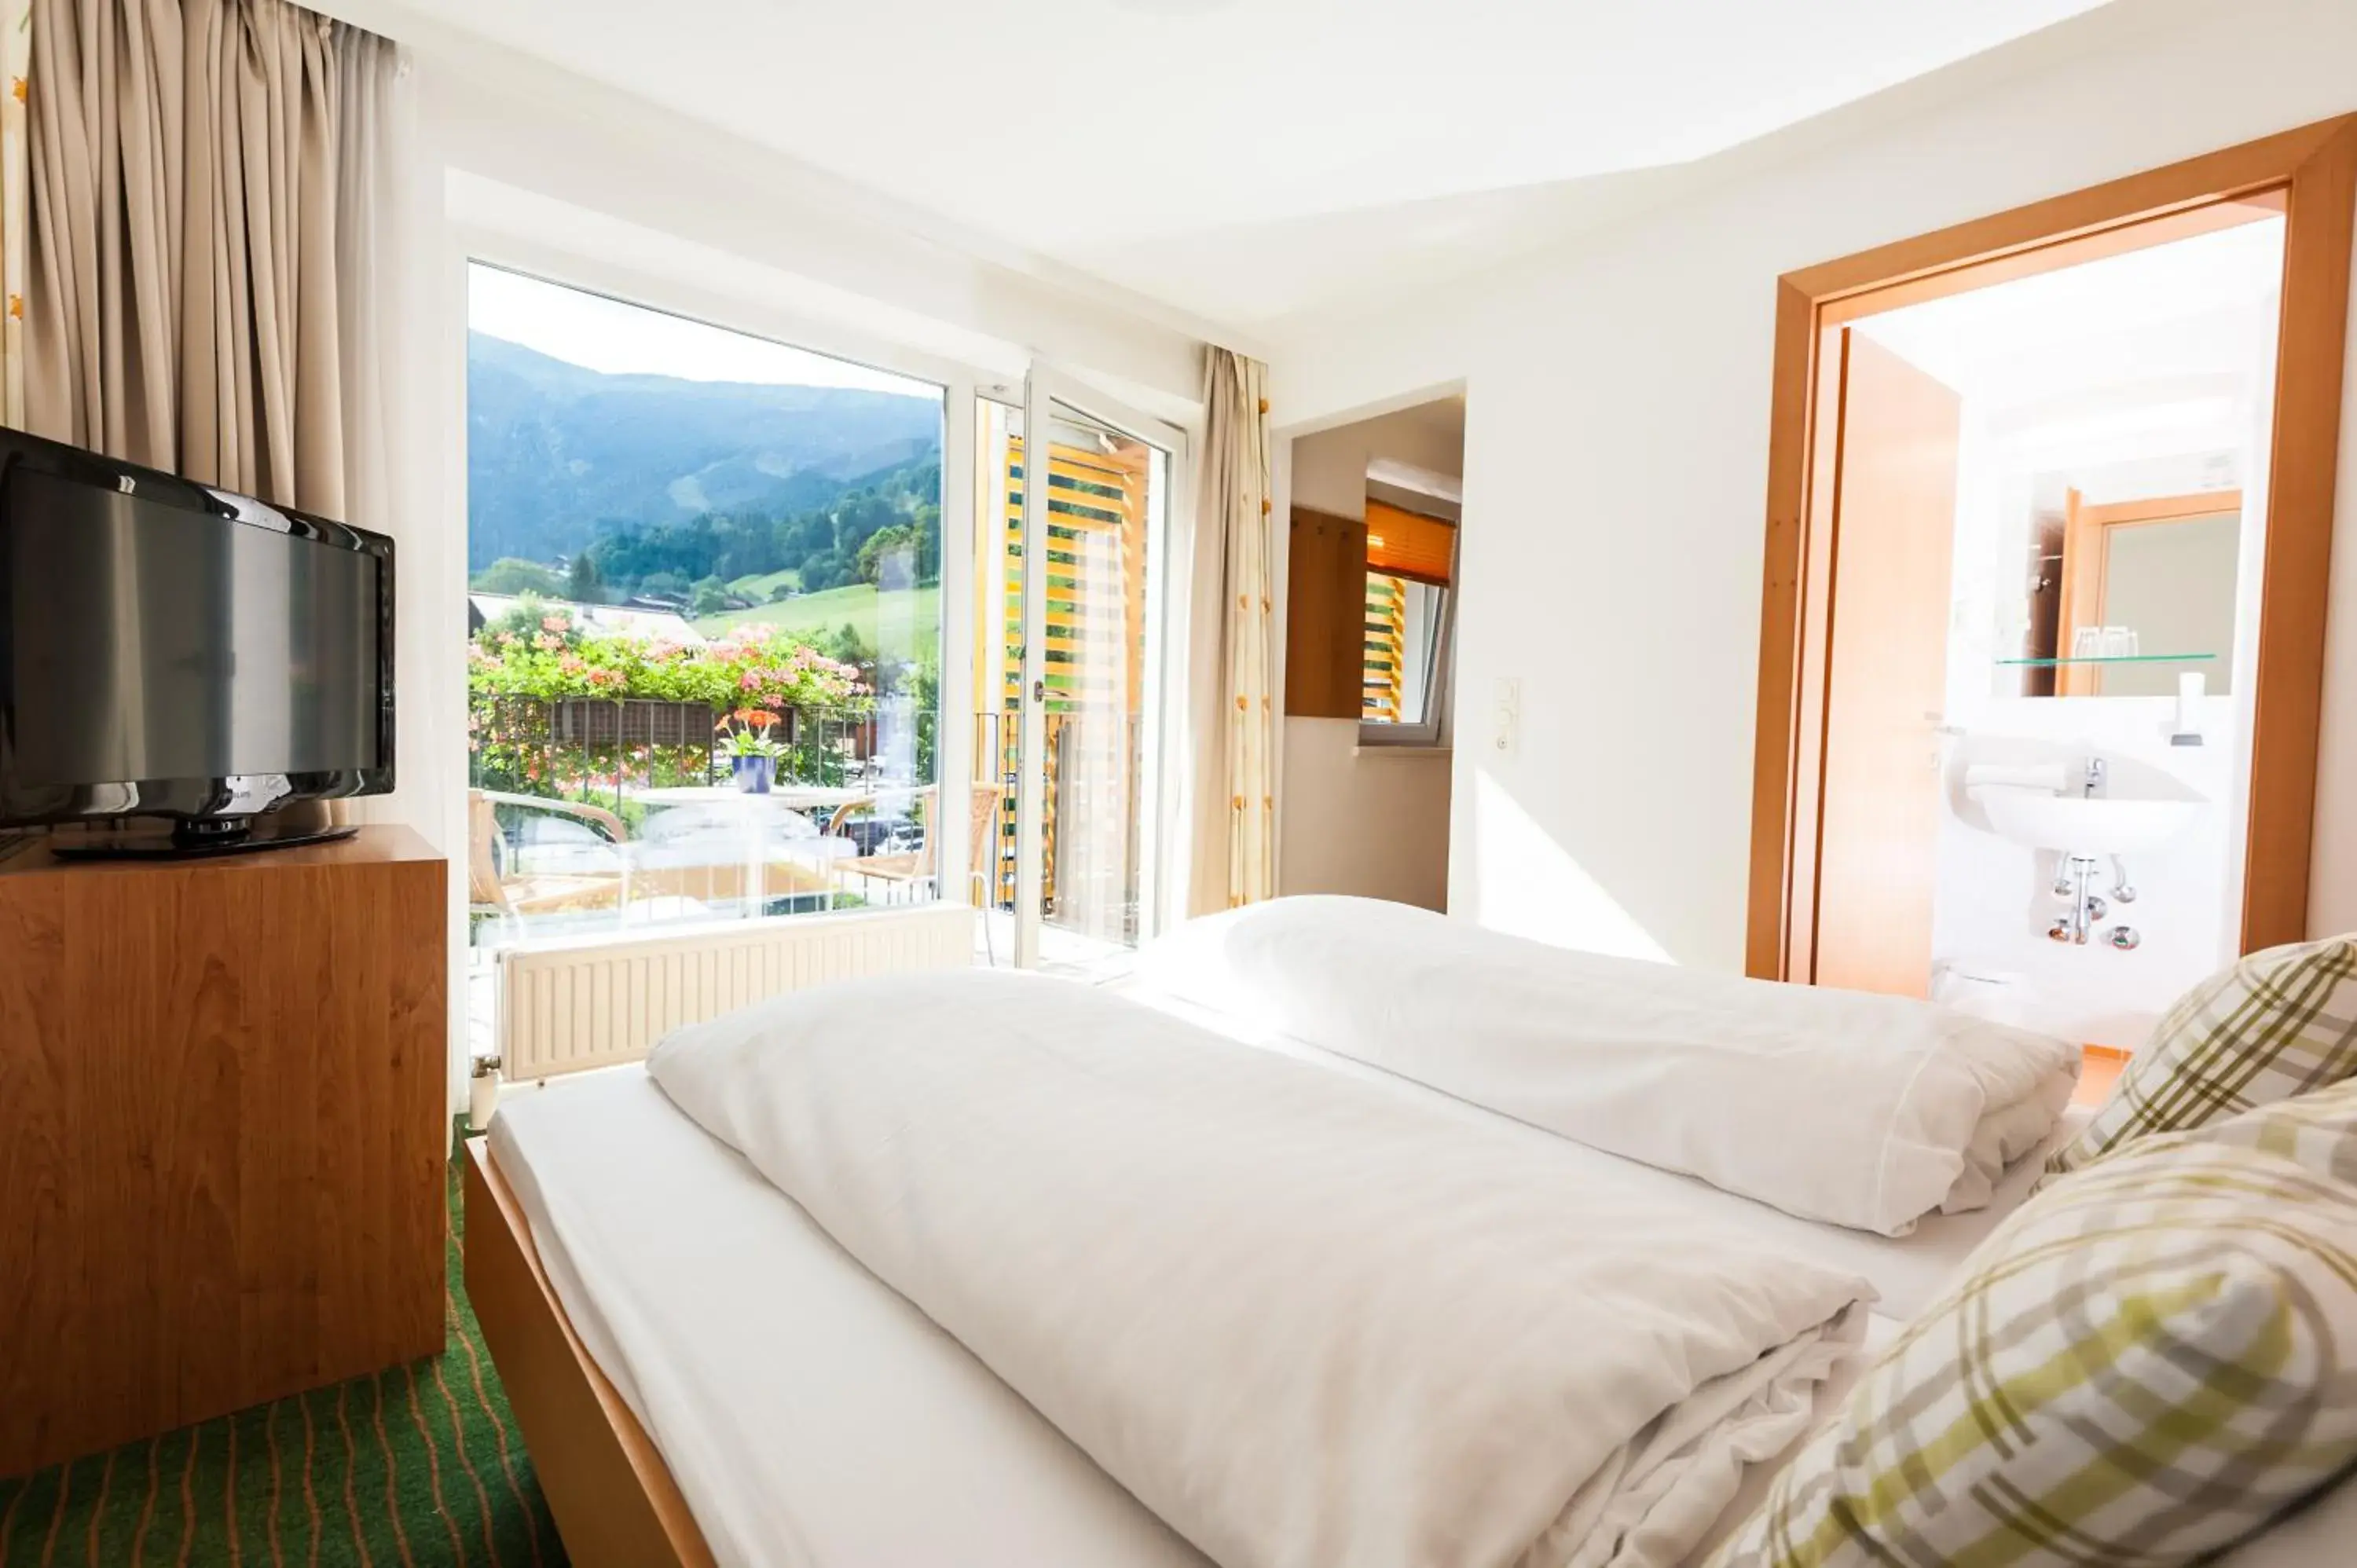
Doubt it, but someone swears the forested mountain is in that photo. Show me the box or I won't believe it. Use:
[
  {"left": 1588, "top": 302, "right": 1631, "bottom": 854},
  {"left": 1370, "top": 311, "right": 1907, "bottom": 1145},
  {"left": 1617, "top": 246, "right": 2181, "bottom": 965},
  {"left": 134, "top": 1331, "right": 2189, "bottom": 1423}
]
[
  {"left": 466, "top": 332, "right": 942, "bottom": 571},
  {"left": 578, "top": 456, "right": 941, "bottom": 609}
]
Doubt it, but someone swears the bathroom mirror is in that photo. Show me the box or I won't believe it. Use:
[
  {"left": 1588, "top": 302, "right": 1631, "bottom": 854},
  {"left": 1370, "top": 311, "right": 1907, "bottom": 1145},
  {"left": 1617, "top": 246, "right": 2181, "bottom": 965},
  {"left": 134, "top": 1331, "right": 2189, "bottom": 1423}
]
[{"left": 2020, "top": 487, "right": 2239, "bottom": 697}]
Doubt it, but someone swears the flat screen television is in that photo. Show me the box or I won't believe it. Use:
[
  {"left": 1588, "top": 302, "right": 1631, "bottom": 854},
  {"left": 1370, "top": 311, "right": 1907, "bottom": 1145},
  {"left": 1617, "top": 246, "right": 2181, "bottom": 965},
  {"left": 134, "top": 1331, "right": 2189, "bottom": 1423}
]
[{"left": 0, "top": 428, "right": 394, "bottom": 853}]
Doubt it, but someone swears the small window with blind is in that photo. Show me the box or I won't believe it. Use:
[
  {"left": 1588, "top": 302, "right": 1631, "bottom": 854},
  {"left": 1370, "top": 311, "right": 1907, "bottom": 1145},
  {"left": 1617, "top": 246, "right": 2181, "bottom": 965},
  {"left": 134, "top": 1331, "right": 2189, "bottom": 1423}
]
[{"left": 1359, "top": 480, "right": 1458, "bottom": 746}]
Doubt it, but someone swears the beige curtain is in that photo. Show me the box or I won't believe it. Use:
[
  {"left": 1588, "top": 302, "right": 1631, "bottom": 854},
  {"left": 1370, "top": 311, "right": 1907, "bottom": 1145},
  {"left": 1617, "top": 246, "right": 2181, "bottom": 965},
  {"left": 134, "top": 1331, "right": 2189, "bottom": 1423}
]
[
  {"left": 2, "top": 1, "right": 27, "bottom": 424},
  {"left": 24, "top": 0, "right": 346, "bottom": 516},
  {"left": 1186, "top": 347, "right": 1277, "bottom": 912},
  {"left": 330, "top": 20, "right": 398, "bottom": 534}
]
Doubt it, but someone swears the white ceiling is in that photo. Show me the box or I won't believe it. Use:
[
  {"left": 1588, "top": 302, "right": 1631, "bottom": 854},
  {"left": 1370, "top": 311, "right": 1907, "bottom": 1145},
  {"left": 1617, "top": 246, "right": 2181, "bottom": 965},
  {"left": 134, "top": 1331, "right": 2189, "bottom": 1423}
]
[
  {"left": 1854, "top": 218, "right": 2286, "bottom": 409},
  {"left": 365, "top": 0, "right": 2117, "bottom": 332},
  {"left": 1855, "top": 219, "right": 2286, "bottom": 507}
]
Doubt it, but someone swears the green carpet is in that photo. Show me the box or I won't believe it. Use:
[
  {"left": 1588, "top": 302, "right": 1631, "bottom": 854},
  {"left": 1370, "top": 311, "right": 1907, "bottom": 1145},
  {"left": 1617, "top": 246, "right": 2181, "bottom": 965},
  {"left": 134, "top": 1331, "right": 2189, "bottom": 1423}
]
[{"left": 0, "top": 1159, "right": 565, "bottom": 1567}]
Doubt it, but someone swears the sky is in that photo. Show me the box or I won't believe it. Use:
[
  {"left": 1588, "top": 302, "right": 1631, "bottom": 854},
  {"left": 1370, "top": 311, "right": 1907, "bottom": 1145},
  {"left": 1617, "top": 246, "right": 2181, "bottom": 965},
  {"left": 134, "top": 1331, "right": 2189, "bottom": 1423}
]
[{"left": 467, "top": 263, "right": 939, "bottom": 399}]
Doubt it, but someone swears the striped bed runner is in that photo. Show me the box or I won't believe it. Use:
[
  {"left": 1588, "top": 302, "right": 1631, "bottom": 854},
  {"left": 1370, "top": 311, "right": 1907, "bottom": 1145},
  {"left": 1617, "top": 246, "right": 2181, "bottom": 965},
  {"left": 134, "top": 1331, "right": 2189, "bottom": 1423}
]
[{"left": 0, "top": 1160, "right": 564, "bottom": 1567}]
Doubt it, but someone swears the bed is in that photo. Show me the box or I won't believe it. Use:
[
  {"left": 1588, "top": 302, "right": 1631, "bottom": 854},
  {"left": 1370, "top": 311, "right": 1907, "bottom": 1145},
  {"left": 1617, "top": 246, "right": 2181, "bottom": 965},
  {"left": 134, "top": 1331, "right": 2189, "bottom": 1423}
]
[
  {"left": 471, "top": 1068, "right": 1214, "bottom": 1568},
  {"left": 472, "top": 1068, "right": 1915, "bottom": 1568},
  {"left": 464, "top": 1128, "right": 713, "bottom": 1568},
  {"left": 465, "top": 983, "right": 2040, "bottom": 1568},
  {"left": 1134, "top": 985, "right": 2095, "bottom": 1323}
]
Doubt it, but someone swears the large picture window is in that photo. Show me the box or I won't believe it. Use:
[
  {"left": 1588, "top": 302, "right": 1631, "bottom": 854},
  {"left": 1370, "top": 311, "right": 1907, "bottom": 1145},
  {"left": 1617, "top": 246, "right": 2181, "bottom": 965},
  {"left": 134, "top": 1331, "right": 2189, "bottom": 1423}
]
[{"left": 463, "top": 265, "right": 947, "bottom": 957}]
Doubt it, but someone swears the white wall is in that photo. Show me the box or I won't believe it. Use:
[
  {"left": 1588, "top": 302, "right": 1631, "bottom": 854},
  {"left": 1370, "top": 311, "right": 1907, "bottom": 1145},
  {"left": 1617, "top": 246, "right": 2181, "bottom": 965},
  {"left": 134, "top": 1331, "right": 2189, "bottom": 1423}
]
[
  {"left": 1278, "top": 403, "right": 1463, "bottom": 910},
  {"left": 1929, "top": 397, "right": 2254, "bottom": 1046},
  {"left": 322, "top": 0, "right": 1220, "bottom": 408},
  {"left": 1937, "top": 707, "right": 2238, "bottom": 1046},
  {"left": 1846, "top": 231, "right": 2281, "bottom": 1046},
  {"left": 1927, "top": 421, "right": 2243, "bottom": 1045},
  {"left": 1269, "top": 0, "right": 2357, "bottom": 967}
]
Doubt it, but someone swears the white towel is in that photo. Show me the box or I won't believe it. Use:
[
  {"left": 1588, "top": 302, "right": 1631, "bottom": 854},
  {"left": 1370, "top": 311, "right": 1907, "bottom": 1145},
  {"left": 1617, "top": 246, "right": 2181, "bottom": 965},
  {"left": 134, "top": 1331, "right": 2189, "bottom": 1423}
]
[{"left": 1963, "top": 762, "right": 2069, "bottom": 793}]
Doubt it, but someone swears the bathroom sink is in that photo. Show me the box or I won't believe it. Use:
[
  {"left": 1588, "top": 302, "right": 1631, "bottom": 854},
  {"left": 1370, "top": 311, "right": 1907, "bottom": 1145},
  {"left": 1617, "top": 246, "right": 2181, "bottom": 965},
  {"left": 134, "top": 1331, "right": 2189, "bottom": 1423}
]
[{"left": 1976, "top": 790, "right": 2205, "bottom": 855}]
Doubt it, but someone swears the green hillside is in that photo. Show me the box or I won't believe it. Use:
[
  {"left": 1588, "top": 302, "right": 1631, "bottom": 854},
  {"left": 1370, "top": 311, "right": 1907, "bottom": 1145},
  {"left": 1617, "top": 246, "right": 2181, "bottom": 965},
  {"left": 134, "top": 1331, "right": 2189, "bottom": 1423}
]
[
  {"left": 701, "top": 583, "right": 942, "bottom": 646},
  {"left": 467, "top": 331, "right": 940, "bottom": 571},
  {"left": 728, "top": 567, "right": 802, "bottom": 601}
]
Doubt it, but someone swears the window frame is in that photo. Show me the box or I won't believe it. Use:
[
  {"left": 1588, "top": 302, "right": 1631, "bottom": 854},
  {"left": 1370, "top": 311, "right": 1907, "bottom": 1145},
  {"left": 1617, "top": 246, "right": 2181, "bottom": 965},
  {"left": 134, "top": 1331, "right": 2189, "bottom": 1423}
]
[
  {"left": 1356, "top": 491, "right": 1461, "bottom": 750},
  {"left": 449, "top": 244, "right": 1005, "bottom": 932}
]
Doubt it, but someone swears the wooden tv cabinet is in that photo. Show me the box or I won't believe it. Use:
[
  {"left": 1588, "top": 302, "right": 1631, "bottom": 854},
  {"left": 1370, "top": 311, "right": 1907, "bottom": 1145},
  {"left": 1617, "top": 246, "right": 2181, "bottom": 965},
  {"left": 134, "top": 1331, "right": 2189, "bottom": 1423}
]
[{"left": 0, "top": 825, "right": 447, "bottom": 1478}]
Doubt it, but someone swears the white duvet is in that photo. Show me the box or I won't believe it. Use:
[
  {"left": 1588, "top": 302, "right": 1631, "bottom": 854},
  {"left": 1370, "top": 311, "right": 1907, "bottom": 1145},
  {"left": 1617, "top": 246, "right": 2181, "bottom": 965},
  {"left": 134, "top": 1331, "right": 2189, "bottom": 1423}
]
[
  {"left": 650, "top": 969, "right": 1871, "bottom": 1568},
  {"left": 1139, "top": 897, "right": 2080, "bottom": 1237}
]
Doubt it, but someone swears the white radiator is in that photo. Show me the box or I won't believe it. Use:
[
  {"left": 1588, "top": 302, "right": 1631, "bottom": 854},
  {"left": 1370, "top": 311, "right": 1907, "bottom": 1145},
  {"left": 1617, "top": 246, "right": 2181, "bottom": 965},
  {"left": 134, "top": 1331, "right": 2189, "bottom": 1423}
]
[{"left": 497, "top": 905, "right": 976, "bottom": 1081}]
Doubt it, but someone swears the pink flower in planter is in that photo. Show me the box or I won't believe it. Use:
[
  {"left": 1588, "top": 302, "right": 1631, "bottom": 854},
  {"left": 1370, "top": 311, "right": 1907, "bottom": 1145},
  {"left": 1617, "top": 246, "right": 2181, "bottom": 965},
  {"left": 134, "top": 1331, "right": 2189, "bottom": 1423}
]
[
  {"left": 542, "top": 614, "right": 570, "bottom": 632},
  {"left": 533, "top": 632, "right": 563, "bottom": 652},
  {"left": 559, "top": 654, "right": 588, "bottom": 675}
]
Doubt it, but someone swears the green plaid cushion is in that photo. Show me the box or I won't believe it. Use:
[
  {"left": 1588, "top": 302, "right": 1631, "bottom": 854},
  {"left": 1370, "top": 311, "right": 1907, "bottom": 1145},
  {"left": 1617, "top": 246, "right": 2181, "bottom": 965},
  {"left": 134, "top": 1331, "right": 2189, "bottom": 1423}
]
[
  {"left": 1707, "top": 1082, "right": 2357, "bottom": 1568},
  {"left": 2045, "top": 934, "right": 2357, "bottom": 1180},
  {"left": 2110, "top": 1076, "right": 2357, "bottom": 1185}
]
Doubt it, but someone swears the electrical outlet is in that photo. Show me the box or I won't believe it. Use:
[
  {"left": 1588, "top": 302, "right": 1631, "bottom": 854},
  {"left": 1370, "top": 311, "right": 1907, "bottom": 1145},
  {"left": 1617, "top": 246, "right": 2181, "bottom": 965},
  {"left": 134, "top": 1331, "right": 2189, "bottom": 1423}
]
[{"left": 1492, "top": 676, "right": 1520, "bottom": 759}]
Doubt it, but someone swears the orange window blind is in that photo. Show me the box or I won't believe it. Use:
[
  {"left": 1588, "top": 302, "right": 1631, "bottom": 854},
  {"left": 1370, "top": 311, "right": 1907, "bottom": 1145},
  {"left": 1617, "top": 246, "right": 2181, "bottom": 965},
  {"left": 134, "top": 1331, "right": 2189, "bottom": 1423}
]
[{"left": 1364, "top": 500, "right": 1456, "bottom": 588}]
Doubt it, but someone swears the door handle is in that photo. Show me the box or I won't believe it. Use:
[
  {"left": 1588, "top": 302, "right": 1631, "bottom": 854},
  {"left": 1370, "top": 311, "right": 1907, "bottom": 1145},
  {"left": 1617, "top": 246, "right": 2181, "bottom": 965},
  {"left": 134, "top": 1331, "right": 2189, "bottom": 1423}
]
[{"left": 1033, "top": 679, "right": 1045, "bottom": 703}]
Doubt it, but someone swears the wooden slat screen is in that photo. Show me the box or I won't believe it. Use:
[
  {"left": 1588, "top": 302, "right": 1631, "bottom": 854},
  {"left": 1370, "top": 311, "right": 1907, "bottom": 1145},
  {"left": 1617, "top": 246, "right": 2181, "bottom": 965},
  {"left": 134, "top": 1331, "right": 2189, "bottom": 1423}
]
[
  {"left": 986, "top": 434, "right": 1154, "bottom": 907},
  {"left": 1001, "top": 436, "right": 1151, "bottom": 715},
  {"left": 1364, "top": 573, "right": 1406, "bottom": 720}
]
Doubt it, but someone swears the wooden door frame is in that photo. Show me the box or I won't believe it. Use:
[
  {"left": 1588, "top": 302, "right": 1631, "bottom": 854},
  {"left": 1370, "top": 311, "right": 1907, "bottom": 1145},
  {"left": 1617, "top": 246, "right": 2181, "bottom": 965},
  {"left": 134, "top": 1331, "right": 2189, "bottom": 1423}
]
[
  {"left": 2055, "top": 488, "right": 2245, "bottom": 696},
  {"left": 1747, "top": 115, "right": 2357, "bottom": 981}
]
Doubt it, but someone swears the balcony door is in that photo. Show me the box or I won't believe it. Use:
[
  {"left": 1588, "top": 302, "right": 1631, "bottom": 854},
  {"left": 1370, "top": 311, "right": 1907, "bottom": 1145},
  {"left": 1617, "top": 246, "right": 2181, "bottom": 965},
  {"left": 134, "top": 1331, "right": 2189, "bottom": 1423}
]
[{"left": 987, "top": 372, "right": 1182, "bottom": 970}]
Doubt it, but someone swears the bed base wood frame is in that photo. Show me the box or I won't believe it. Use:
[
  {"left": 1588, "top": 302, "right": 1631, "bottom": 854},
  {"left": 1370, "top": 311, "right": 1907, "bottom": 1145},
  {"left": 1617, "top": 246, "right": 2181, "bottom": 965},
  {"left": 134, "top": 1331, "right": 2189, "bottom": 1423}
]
[{"left": 464, "top": 1140, "right": 713, "bottom": 1568}]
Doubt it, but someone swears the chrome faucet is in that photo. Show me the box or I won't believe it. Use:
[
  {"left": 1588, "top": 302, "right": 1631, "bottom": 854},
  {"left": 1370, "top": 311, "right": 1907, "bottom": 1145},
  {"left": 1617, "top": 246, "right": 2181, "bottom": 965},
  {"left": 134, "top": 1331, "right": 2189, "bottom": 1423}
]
[
  {"left": 2051, "top": 855, "right": 2104, "bottom": 945},
  {"left": 2051, "top": 760, "right": 2135, "bottom": 948}
]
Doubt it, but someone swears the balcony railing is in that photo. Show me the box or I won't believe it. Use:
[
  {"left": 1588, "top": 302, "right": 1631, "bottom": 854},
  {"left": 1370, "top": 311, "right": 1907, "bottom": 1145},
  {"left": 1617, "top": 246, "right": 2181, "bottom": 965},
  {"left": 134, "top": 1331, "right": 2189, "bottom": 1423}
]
[{"left": 467, "top": 700, "right": 1132, "bottom": 955}]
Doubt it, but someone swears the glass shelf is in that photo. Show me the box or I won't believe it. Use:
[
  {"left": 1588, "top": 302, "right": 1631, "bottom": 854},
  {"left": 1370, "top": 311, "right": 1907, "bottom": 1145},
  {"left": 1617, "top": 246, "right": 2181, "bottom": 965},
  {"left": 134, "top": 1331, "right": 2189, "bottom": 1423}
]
[{"left": 1993, "top": 652, "right": 2219, "bottom": 668}]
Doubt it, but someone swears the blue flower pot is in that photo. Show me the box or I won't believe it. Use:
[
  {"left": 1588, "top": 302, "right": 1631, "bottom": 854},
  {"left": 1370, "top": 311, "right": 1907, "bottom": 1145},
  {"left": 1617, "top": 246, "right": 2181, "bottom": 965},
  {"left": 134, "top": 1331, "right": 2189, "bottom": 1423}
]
[{"left": 732, "top": 753, "right": 775, "bottom": 794}]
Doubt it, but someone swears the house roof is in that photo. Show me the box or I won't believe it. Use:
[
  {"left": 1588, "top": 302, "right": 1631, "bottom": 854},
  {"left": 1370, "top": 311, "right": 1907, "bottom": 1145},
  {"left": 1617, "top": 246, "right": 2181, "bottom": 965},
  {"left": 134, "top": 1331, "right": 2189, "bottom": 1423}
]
[{"left": 467, "top": 593, "right": 707, "bottom": 645}]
